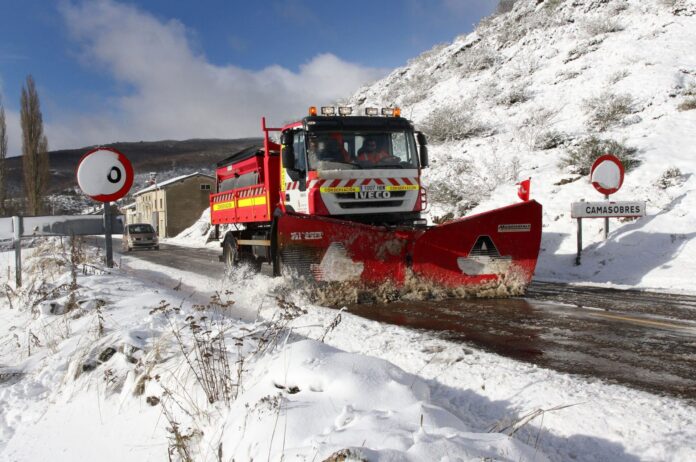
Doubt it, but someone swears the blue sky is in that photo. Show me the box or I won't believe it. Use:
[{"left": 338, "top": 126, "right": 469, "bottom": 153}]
[{"left": 0, "top": 0, "right": 495, "bottom": 154}]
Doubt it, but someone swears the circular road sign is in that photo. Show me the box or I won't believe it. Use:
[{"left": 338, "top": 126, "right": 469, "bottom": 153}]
[
  {"left": 590, "top": 154, "right": 624, "bottom": 196},
  {"left": 77, "top": 147, "right": 134, "bottom": 202}
]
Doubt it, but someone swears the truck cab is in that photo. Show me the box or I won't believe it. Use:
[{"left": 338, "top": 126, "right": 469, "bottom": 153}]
[{"left": 280, "top": 107, "right": 429, "bottom": 226}]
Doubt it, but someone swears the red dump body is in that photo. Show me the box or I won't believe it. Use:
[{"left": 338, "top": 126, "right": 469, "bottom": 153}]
[{"left": 210, "top": 121, "right": 281, "bottom": 225}]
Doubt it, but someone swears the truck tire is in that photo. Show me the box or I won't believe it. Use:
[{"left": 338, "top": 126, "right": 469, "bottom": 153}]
[{"left": 223, "top": 237, "right": 239, "bottom": 271}]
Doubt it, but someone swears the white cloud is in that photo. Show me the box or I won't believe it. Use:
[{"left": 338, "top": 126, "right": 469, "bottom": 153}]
[{"left": 50, "top": 0, "right": 386, "bottom": 149}]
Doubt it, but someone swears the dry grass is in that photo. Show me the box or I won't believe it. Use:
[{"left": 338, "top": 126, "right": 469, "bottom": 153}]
[{"left": 677, "top": 97, "right": 696, "bottom": 111}]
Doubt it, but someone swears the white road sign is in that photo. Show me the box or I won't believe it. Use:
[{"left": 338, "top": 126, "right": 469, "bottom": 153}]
[{"left": 571, "top": 201, "right": 646, "bottom": 219}]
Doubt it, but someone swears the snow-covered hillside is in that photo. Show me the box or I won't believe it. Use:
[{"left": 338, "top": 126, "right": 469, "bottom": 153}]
[{"left": 347, "top": 0, "right": 696, "bottom": 293}]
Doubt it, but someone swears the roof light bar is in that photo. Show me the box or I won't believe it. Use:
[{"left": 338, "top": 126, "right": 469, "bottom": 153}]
[
  {"left": 309, "top": 106, "right": 317, "bottom": 116},
  {"left": 365, "top": 107, "right": 379, "bottom": 116},
  {"left": 321, "top": 106, "right": 336, "bottom": 115},
  {"left": 338, "top": 106, "right": 353, "bottom": 115},
  {"left": 380, "top": 107, "right": 401, "bottom": 117}
]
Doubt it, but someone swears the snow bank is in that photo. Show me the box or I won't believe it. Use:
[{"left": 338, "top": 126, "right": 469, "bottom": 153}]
[
  {"left": 212, "top": 339, "right": 546, "bottom": 461},
  {"left": 0, "top": 242, "right": 547, "bottom": 461}
]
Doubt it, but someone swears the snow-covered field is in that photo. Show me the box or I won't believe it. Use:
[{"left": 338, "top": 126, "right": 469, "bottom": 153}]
[{"left": 1, "top": 238, "right": 695, "bottom": 462}]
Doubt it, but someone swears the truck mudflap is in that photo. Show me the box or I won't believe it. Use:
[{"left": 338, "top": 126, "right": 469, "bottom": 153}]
[{"left": 276, "top": 200, "right": 542, "bottom": 291}]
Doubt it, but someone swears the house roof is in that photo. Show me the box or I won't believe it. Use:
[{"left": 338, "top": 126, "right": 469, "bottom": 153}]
[{"left": 133, "top": 172, "right": 214, "bottom": 196}]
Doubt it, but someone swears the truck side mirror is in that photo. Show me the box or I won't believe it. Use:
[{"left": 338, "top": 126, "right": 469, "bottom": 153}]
[
  {"left": 281, "top": 131, "right": 295, "bottom": 170},
  {"left": 416, "top": 132, "right": 429, "bottom": 168}
]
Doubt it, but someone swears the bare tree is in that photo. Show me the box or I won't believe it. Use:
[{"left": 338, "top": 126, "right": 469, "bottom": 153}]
[
  {"left": 20, "top": 75, "right": 49, "bottom": 215},
  {"left": 0, "top": 96, "right": 7, "bottom": 215}
]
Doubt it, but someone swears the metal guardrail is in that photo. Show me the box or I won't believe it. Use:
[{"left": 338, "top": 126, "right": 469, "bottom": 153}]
[
  {"left": 1, "top": 214, "right": 123, "bottom": 287},
  {"left": 0, "top": 215, "right": 123, "bottom": 239}
]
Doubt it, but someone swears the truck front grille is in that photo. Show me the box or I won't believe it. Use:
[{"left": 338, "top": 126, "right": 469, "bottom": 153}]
[
  {"left": 334, "top": 191, "right": 407, "bottom": 200},
  {"left": 338, "top": 201, "right": 403, "bottom": 209}
]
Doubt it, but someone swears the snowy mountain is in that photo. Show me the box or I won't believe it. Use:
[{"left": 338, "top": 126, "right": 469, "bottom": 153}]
[{"left": 346, "top": 0, "right": 696, "bottom": 293}]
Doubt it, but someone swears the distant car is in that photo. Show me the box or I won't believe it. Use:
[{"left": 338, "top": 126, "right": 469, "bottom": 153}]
[{"left": 123, "top": 223, "right": 159, "bottom": 251}]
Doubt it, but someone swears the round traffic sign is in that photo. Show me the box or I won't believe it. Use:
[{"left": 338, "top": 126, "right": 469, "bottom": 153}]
[
  {"left": 77, "top": 147, "right": 134, "bottom": 202},
  {"left": 590, "top": 154, "right": 624, "bottom": 196}
]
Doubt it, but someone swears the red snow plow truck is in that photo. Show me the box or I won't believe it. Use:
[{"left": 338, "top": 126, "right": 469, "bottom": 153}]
[{"left": 210, "top": 106, "right": 542, "bottom": 293}]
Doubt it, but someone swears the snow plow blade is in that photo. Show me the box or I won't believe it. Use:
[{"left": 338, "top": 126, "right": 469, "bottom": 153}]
[
  {"left": 411, "top": 200, "right": 542, "bottom": 289},
  {"left": 276, "top": 200, "right": 542, "bottom": 291}
]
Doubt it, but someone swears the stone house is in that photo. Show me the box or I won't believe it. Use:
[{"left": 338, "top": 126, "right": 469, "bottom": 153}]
[{"left": 131, "top": 172, "right": 215, "bottom": 238}]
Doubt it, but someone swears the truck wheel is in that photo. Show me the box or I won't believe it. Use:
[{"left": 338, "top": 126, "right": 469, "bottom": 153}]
[{"left": 223, "top": 238, "right": 239, "bottom": 271}]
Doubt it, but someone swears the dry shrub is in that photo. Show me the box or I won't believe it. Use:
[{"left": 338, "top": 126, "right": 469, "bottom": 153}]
[
  {"left": 583, "top": 92, "right": 636, "bottom": 131},
  {"left": 561, "top": 136, "right": 639, "bottom": 175},
  {"left": 498, "top": 84, "right": 531, "bottom": 107},
  {"left": 583, "top": 15, "right": 623, "bottom": 36},
  {"left": 677, "top": 97, "right": 696, "bottom": 111},
  {"left": 457, "top": 44, "right": 498, "bottom": 73},
  {"left": 655, "top": 167, "right": 685, "bottom": 189},
  {"left": 420, "top": 104, "right": 493, "bottom": 142}
]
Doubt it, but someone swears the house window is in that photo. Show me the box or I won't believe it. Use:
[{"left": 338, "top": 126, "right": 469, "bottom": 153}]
[
  {"left": 159, "top": 198, "right": 163, "bottom": 208},
  {"left": 200, "top": 184, "right": 211, "bottom": 190}
]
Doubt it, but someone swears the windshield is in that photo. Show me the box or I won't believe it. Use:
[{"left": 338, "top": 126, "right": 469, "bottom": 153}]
[
  {"left": 128, "top": 224, "right": 155, "bottom": 234},
  {"left": 305, "top": 131, "right": 418, "bottom": 170}
]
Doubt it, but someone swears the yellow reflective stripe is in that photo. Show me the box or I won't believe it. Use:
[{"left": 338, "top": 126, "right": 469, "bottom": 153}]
[
  {"left": 320, "top": 186, "right": 360, "bottom": 193},
  {"left": 213, "top": 201, "right": 235, "bottom": 211},
  {"left": 319, "top": 185, "right": 420, "bottom": 193},
  {"left": 238, "top": 195, "right": 267, "bottom": 207},
  {"left": 385, "top": 185, "right": 419, "bottom": 191}
]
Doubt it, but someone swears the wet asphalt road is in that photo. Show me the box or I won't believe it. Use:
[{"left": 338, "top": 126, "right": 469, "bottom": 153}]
[
  {"left": 102, "top": 236, "right": 224, "bottom": 279},
  {"left": 100, "top": 237, "right": 696, "bottom": 401}
]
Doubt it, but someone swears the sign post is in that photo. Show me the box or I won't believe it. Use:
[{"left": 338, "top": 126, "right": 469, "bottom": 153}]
[
  {"left": 103, "top": 202, "right": 113, "bottom": 267},
  {"left": 77, "top": 147, "right": 134, "bottom": 268},
  {"left": 13, "top": 216, "right": 21, "bottom": 288},
  {"left": 571, "top": 154, "right": 645, "bottom": 265},
  {"left": 604, "top": 194, "right": 609, "bottom": 240},
  {"left": 576, "top": 216, "right": 582, "bottom": 266}
]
